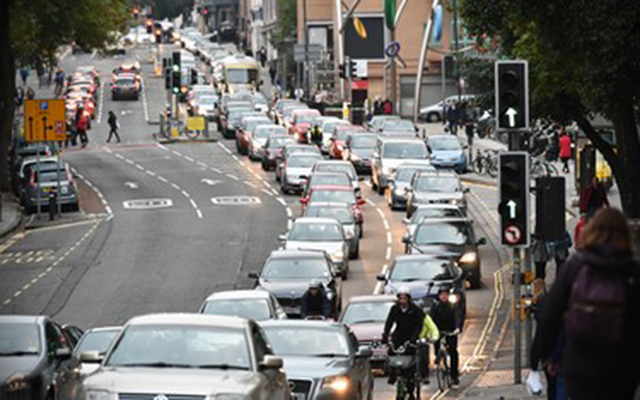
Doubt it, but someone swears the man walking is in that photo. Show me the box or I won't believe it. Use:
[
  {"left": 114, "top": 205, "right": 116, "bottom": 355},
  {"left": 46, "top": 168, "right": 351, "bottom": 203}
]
[
  {"left": 76, "top": 107, "right": 89, "bottom": 148},
  {"left": 107, "top": 111, "right": 121, "bottom": 143}
]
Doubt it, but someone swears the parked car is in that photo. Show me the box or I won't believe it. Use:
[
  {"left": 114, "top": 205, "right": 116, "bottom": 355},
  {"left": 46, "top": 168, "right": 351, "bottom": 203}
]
[
  {"left": 402, "top": 217, "right": 487, "bottom": 288},
  {"left": 427, "top": 134, "right": 468, "bottom": 172},
  {"left": 199, "top": 289, "right": 288, "bottom": 320},
  {"left": 260, "top": 320, "right": 374, "bottom": 400},
  {"left": 344, "top": 133, "right": 378, "bottom": 174},
  {"left": 280, "top": 153, "right": 323, "bottom": 194},
  {"left": 418, "top": 94, "right": 476, "bottom": 122},
  {"left": 81, "top": 314, "right": 290, "bottom": 399},
  {"left": 20, "top": 162, "right": 79, "bottom": 214},
  {"left": 261, "top": 135, "right": 296, "bottom": 171},
  {"left": 371, "top": 137, "right": 430, "bottom": 194},
  {"left": 339, "top": 295, "right": 395, "bottom": 371},
  {"left": 0, "top": 315, "right": 81, "bottom": 400},
  {"left": 385, "top": 161, "right": 436, "bottom": 211},
  {"left": 405, "top": 170, "right": 468, "bottom": 217},
  {"left": 303, "top": 201, "right": 361, "bottom": 258},
  {"left": 248, "top": 249, "right": 343, "bottom": 318},
  {"left": 73, "top": 326, "right": 122, "bottom": 376},
  {"left": 282, "top": 217, "right": 350, "bottom": 278}
]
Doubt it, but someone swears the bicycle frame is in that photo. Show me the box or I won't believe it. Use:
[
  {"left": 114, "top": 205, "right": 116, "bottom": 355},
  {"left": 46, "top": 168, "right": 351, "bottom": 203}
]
[{"left": 388, "top": 341, "right": 424, "bottom": 399}]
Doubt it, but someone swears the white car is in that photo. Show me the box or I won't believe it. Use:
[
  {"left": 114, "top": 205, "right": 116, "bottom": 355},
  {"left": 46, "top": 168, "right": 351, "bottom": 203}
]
[
  {"left": 199, "top": 290, "right": 288, "bottom": 320},
  {"left": 280, "top": 153, "right": 323, "bottom": 194},
  {"left": 419, "top": 94, "right": 476, "bottom": 122},
  {"left": 73, "top": 326, "right": 122, "bottom": 376}
]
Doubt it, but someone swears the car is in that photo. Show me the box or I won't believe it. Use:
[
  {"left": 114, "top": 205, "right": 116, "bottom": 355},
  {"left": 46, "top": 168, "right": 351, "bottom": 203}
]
[
  {"left": 260, "top": 320, "right": 374, "bottom": 400},
  {"left": 344, "top": 133, "right": 378, "bottom": 174},
  {"left": 249, "top": 249, "right": 343, "bottom": 317},
  {"left": 271, "top": 98, "right": 300, "bottom": 124},
  {"left": 60, "top": 324, "right": 85, "bottom": 347},
  {"left": 405, "top": 170, "right": 468, "bottom": 217},
  {"left": 303, "top": 201, "right": 361, "bottom": 258},
  {"left": 310, "top": 160, "right": 362, "bottom": 197},
  {"left": 249, "top": 125, "right": 287, "bottom": 160},
  {"left": 280, "top": 104, "right": 309, "bottom": 131},
  {"left": 276, "top": 144, "right": 322, "bottom": 182},
  {"left": 0, "top": 315, "right": 81, "bottom": 400},
  {"left": 402, "top": 217, "right": 487, "bottom": 288},
  {"left": 378, "top": 118, "right": 417, "bottom": 133},
  {"left": 427, "top": 134, "right": 468, "bottom": 172},
  {"left": 20, "top": 162, "right": 79, "bottom": 214},
  {"left": 14, "top": 155, "right": 59, "bottom": 194},
  {"left": 376, "top": 254, "right": 466, "bottom": 312},
  {"left": 339, "top": 295, "right": 395, "bottom": 370},
  {"left": 76, "top": 66, "right": 100, "bottom": 85},
  {"left": 111, "top": 75, "right": 140, "bottom": 100},
  {"left": 236, "top": 116, "right": 271, "bottom": 155},
  {"left": 73, "top": 326, "right": 122, "bottom": 376},
  {"left": 261, "top": 135, "right": 296, "bottom": 171},
  {"left": 402, "top": 204, "right": 465, "bottom": 235},
  {"left": 329, "top": 125, "right": 367, "bottom": 160},
  {"left": 282, "top": 217, "right": 350, "bottom": 278},
  {"left": 320, "top": 119, "right": 351, "bottom": 153},
  {"left": 301, "top": 172, "right": 353, "bottom": 199},
  {"left": 371, "top": 137, "right": 430, "bottom": 194},
  {"left": 290, "top": 109, "right": 322, "bottom": 143},
  {"left": 193, "top": 94, "right": 218, "bottom": 120},
  {"left": 280, "top": 153, "right": 323, "bottom": 194},
  {"left": 199, "top": 290, "right": 288, "bottom": 320},
  {"left": 385, "top": 161, "right": 437, "bottom": 210},
  {"left": 300, "top": 185, "right": 365, "bottom": 232},
  {"left": 418, "top": 95, "right": 476, "bottom": 122},
  {"left": 367, "top": 115, "right": 400, "bottom": 131},
  {"left": 81, "top": 314, "right": 290, "bottom": 400},
  {"left": 220, "top": 106, "right": 253, "bottom": 139}
]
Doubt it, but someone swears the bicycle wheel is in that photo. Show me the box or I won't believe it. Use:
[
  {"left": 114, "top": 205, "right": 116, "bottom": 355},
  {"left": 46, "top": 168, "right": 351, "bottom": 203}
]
[
  {"left": 436, "top": 349, "right": 451, "bottom": 391},
  {"left": 472, "top": 156, "right": 484, "bottom": 175},
  {"left": 395, "top": 379, "right": 406, "bottom": 400},
  {"left": 486, "top": 158, "right": 498, "bottom": 178},
  {"left": 185, "top": 129, "right": 201, "bottom": 140}
]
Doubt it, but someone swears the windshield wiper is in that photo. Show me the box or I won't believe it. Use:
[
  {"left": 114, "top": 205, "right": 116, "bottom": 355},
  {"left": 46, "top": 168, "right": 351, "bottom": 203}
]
[
  {"left": 0, "top": 351, "right": 39, "bottom": 356},
  {"left": 352, "top": 319, "right": 382, "bottom": 324},
  {"left": 399, "top": 278, "right": 423, "bottom": 282},
  {"left": 117, "top": 362, "right": 194, "bottom": 368},
  {"left": 313, "top": 353, "right": 349, "bottom": 358},
  {"left": 197, "top": 364, "right": 250, "bottom": 370}
]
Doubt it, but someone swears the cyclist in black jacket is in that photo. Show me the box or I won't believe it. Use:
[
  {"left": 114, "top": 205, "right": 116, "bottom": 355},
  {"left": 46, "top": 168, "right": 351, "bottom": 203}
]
[{"left": 430, "top": 286, "right": 463, "bottom": 387}]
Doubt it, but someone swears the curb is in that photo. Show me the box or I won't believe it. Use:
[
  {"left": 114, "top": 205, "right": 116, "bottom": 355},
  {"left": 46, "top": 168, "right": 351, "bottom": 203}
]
[{"left": 0, "top": 206, "right": 24, "bottom": 240}]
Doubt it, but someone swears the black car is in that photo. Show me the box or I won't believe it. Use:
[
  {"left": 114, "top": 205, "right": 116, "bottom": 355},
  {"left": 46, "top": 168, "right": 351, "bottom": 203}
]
[
  {"left": 260, "top": 320, "right": 374, "bottom": 400},
  {"left": 0, "top": 315, "right": 81, "bottom": 400},
  {"left": 402, "top": 217, "right": 487, "bottom": 289},
  {"left": 344, "top": 133, "right": 377, "bottom": 174},
  {"left": 249, "top": 249, "right": 342, "bottom": 318}
]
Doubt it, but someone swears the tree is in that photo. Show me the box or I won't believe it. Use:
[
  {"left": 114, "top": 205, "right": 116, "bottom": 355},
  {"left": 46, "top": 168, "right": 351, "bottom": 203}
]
[
  {"left": 0, "top": 0, "right": 128, "bottom": 191},
  {"left": 460, "top": 0, "right": 640, "bottom": 228}
]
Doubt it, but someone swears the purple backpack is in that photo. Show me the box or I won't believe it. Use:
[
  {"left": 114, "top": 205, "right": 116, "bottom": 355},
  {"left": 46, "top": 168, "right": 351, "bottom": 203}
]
[{"left": 564, "top": 258, "right": 634, "bottom": 347}]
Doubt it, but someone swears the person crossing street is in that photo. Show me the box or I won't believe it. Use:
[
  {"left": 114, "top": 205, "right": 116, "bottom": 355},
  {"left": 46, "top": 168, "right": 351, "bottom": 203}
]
[{"left": 107, "top": 111, "right": 121, "bottom": 143}]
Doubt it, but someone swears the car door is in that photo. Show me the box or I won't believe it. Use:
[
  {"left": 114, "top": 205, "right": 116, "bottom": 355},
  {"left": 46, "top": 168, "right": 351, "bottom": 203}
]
[
  {"left": 251, "top": 324, "right": 289, "bottom": 400},
  {"left": 45, "top": 321, "right": 79, "bottom": 400}
]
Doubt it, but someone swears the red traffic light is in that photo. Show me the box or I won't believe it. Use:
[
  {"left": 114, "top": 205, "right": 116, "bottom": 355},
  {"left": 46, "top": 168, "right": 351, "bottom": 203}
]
[
  {"left": 146, "top": 20, "right": 153, "bottom": 27},
  {"left": 203, "top": 7, "right": 209, "bottom": 15}
]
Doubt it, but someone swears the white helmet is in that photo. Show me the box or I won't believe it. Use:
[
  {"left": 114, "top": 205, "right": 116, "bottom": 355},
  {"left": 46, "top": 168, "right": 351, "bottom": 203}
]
[{"left": 396, "top": 287, "right": 411, "bottom": 298}]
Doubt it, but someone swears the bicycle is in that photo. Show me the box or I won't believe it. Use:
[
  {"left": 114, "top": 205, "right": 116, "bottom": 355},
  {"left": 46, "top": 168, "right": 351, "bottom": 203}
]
[
  {"left": 472, "top": 149, "right": 499, "bottom": 177},
  {"left": 435, "top": 331, "right": 459, "bottom": 391},
  {"left": 530, "top": 157, "right": 558, "bottom": 179},
  {"left": 388, "top": 341, "right": 424, "bottom": 399}
]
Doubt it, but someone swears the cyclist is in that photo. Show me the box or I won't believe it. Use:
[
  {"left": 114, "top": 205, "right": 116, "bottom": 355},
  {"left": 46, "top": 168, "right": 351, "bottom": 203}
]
[
  {"left": 382, "top": 288, "right": 425, "bottom": 393},
  {"left": 430, "top": 286, "right": 463, "bottom": 388},
  {"left": 300, "top": 280, "right": 330, "bottom": 319},
  {"left": 310, "top": 123, "right": 322, "bottom": 148},
  {"left": 419, "top": 312, "right": 440, "bottom": 384}
]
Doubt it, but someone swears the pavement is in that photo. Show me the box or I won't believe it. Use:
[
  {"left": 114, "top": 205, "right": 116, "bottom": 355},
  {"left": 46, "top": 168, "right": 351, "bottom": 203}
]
[{"left": 0, "top": 195, "right": 24, "bottom": 240}]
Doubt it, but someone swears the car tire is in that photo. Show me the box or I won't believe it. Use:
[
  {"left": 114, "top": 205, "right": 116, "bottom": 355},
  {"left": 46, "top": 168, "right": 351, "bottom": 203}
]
[
  {"left": 350, "top": 243, "right": 359, "bottom": 260},
  {"left": 427, "top": 112, "right": 440, "bottom": 123},
  {"left": 69, "top": 202, "right": 80, "bottom": 212},
  {"left": 469, "top": 269, "right": 482, "bottom": 289}
]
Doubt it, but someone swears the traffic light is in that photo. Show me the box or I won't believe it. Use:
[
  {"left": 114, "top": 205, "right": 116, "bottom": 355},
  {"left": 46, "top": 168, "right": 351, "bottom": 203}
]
[
  {"left": 338, "top": 63, "right": 346, "bottom": 79},
  {"left": 171, "top": 70, "right": 181, "bottom": 94},
  {"left": 172, "top": 51, "right": 181, "bottom": 70},
  {"left": 164, "top": 68, "right": 172, "bottom": 90},
  {"left": 155, "top": 28, "right": 162, "bottom": 43},
  {"left": 191, "top": 69, "right": 198, "bottom": 85},
  {"left": 535, "top": 176, "right": 566, "bottom": 241},
  {"left": 495, "top": 60, "right": 528, "bottom": 130},
  {"left": 203, "top": 7, "right": 209, "bottom": 16},
  {"left": 499, "top": 152, "right": 530, "bottom": 247},
  {"left": 349, "top": 59, "right": 357, "bottom": 78},
  {"left": 146, "top": 20, "right": 153, "bottom": 34}
]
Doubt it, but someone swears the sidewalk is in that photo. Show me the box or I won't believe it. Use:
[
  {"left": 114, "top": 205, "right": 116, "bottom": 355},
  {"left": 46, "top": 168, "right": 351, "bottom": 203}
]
[{"left": 0, "top": 195, "right": 24, "bottom": 240}]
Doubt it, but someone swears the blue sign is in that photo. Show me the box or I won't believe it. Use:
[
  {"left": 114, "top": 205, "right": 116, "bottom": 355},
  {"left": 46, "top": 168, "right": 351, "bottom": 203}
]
[
  {"left": 433, "top": 5, "right": 443, "bottom": 42},
  {"left": 40, "top": 102, "right": 49, "bottom": 111}
]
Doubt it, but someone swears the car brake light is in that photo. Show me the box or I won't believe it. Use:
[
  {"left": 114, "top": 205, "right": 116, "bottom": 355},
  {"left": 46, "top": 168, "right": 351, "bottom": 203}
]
[{"left": 29, "top": 171, "right": 35, "bottom": 188}]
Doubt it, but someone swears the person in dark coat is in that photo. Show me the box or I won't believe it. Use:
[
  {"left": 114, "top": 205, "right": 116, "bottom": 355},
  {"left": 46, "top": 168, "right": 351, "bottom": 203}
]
[
  {"left": 107, "top": 111, "right": 121, "bottom": 143},
  {"left": 430, "top": 287, "right": 463, "bottom": 387},
  {"left": 532, "top": 208, "right": 640, "bottom": 400},
  {"left": 300, "top": 281, "right": 330, "bottom": 318},
  {"left": 579, "top": 177, "right": 609, "bottom": 218}
]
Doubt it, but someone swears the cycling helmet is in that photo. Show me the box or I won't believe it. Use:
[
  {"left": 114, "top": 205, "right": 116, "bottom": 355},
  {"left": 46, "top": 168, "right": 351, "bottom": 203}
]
[
  {"left": 309, "top": 280, "right": 322, "bottom": 289},
  {"left": 437, "top": 284, "right": 453, "bottom": 294},
  {"left": 396, "top": 287, "right": 411, "bottom": 298}
]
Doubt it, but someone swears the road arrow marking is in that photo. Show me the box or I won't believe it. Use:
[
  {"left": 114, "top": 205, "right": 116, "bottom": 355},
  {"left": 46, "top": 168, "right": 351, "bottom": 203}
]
[
  {"left": 125, "top": 182, "right": 139, "bottom": 189},
  {"left": 507, "top": 199, "right": 517, "bottom": 219},
  {"left": 506, "top": 108, "right": 517, "bottom": 127},
  {"left": 201, "top": 179, "right": 222, "bottom": 186}
]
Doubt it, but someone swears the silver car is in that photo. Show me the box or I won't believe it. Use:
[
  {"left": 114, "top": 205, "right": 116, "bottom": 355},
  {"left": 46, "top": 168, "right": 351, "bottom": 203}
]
[
  {"left": 280, "top": 153, "right": 323, "bottom": 194},
  {"left": 199, "top": 289, "right": 288, "bottom": 320},
  {"left": 303, "top": 202, "right": 360, "bottom": 259},
  {"left": 281, "top": 217, "right": 350, "bottom": 279},
  {"left": 402, "top": 204, "right": 465, "bottom": 236},
  {"left": 405, "top": 171, "right": 469, "bottom": 217},
  {"left": 81, "top": 313, "right": 290, "bottom": 400},
  {"left": 73, "top": 326, "right": 122, "bottom": 377},
  {"left": 371, "top": 137, "right": 430, "bottom": 195}
]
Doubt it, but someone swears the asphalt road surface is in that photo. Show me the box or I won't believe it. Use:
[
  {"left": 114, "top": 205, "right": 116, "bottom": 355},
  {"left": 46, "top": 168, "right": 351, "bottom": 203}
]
[{"left": 0, "top": 44, "right": 509, "bottom": 399}]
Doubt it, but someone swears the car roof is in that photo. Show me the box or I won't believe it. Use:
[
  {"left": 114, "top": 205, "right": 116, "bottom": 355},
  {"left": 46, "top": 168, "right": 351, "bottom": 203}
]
[
  {"left": 0, "top": 315, "right": 45, "bottom": 324},
  {"left": 293, "top": 217, "right": 342, "bottom": 225},
  {"left": 414, "top": 204, "right": 463, "bottom": 211},
  {"left": 415, "top": 170, "right": 458, "bottom": 178},
  {"left": 259, "top": 319, "right": 345, "bottom": 330},
  {"left": 380, "top": 137, "right": 424, "bottom": 144},
  {"left": 347, "top": 295, "right": 396, "bottom": 304},
  {"left": 269, "top": 249, "right": 326, "bottom": 259},
  {"left": 429, "top": 134, "right": 461, "bottom": 141},
  {"left": 83, "top": 326, "right": 123, "bottom": 334},
  {"left": 293, "top": 109, "right": 320, "bottom": 115},
  {"left": 310, "top": 172, "right": 350, "bottom": 179},
  {"left": 415, "top": 217, "right": 472, "bottom": 226},
  {"left": 305, "top": 201, "right": 351, "bottom": 208},
  {"left": 310, "top": 185, "right": 353, "bottom": 191},
  {"left": 205, "top": 290, "right": 271, "bottom": 302},
  {"left": 394, "top": 253, "right": 454, "bottom": 262},
  {"left": 314, "top": 160, "right": 352, "bottom": 167},
  {"left": 126, "top": 313, "right": 249, "bottom": 329}
]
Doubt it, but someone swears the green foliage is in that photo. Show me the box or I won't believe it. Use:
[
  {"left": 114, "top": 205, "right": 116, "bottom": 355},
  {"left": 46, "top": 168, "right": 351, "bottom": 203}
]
[
  {"left": 273, "top": 0, "right": 297, "bottom": 45},
  {"left": 458, "top": 55, "right": 494, "bottom": 111}
]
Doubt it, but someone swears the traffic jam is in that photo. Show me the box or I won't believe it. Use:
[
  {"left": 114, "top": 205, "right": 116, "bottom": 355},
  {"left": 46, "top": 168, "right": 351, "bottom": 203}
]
[{"left": 1, "top": 28, "right": 487, "bottom": 400}]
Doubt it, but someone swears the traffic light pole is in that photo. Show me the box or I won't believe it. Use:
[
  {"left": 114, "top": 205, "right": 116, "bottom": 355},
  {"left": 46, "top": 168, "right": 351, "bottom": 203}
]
[
  {"left": 390, "top": 28, "right": 396, "bottom": 113},
  {"left": 513, "top": 247, "right": 522, "bottom": 384}
]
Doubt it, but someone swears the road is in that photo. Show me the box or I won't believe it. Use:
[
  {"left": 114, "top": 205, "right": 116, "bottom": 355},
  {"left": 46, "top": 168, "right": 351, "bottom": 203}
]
[{"left": 0, "top": 43, "right": 509, "bottom": 399}]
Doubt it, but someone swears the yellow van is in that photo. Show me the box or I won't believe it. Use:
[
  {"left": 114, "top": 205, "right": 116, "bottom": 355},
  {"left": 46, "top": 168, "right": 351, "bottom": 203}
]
[{"left": 220, "top": 56, "right": 260, "bottom": 94}]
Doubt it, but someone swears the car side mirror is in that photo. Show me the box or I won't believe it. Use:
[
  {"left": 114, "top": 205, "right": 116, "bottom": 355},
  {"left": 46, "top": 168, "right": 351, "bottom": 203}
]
[
  {"left": 260, "top": 355, "right": 283, "bottom": 370},
  {"left": 80, "top": 350, "right": 103, "bottom": 363},
  {"left": 278, "top": 234, "right": 287, "bottom": 241},
  {"left": 376, "top": 273, "right": 387, "bottom": 282},
  {"left": 247, "top": 272, "right": 259, "bottom": 280},
  {"left": 356, "top": 347, "right": 373, "bottom": 358},
  {"left": 358, "top": 176, "right": 364, "bottom": 181},
  {"left": 55, "top": 348, "right": 72, "bottom": 360},
  {"left": 463, "top": 187, "right": 470, "bottom": 193},
  {"left": 402, "top": 233, "right": 411, "bottom": 244},
  {"left": 477, "top": 238, "right": 487, "bottom": 246},
  {"left": 402, "top": 218, "right": 410, "bottom": 224},
  {"left": 386, "top": 177, "right": 394, "bottom": 183}
]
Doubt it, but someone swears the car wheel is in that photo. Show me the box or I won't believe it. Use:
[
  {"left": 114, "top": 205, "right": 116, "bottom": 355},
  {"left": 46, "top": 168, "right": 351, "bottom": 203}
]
[
  {"left": 428, "top": 113, "right": 440, "bottom": 123},
  {"left": 469, "top": 269, "right": 482, "bottom": 289},
  {"left": 69, "top": 202, "right": 80, "bottom": 212},
  {"left": 350, "top": 243, "right": 359, "bottom": 260}
]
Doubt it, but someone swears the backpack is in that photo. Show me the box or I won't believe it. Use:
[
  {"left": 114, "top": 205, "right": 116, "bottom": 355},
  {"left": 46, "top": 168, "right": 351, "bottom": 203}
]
[
  {"left": 564, "top": 255, "right": 634, "bottom": 347},
  {"left": 77, "top": 115, "right": 88, "bottom": 131}
]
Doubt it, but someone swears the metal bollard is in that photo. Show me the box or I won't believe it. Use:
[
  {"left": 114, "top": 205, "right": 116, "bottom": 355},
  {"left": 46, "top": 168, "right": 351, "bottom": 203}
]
[{"left": 49, "top": 191, "right": 58, "bottom": 221}]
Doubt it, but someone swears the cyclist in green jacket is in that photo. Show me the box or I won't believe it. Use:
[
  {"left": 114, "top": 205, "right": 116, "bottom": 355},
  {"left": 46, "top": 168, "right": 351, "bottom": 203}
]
[{"left": 419, "top": 313, "right": 440, "bottom": 384}]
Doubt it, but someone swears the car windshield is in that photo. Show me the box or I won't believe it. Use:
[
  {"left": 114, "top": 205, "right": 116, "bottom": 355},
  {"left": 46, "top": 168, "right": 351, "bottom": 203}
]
[
  {"left": 324, "top": 122, "right": 349, "bottom": 134},
  {"left": 430, "top": 138, "right": 462, "bottom": 151},
  {"left": 203, "top": 299, "right": 271, "bottom": 321},
  {"left": 310, "top": 190, "right": 355, "bottom": 204},
  {"left": 0, "top": 323, "right": 40, "bottom": 356},
  {"left": 382, "top": 120, "right": 414, "bottom": 131},
  {"left": 262, "top": 327, "right": 350, "bottom": 357},
  {"left": 341, "top": 301, "right": 394, "bottom": 324},
  {"left": 227, "top": 68, "right": 258, "bottom": 84},
  {"left": 263, "top": 258, "right": 331, "bottom": 279},
  {"left": 335, "top": 130, "right": 352, "bottom": 141},
  {"left": 415, "top": 176, "right": 460, "bottom": 192},
  {"left": 383, "top": 142, "right": 428, "bottom": 159},
  {"left": 116, "top": 79, "right": 135, "bottom": 86},
  {"left": 396, "top": 166, "right": 433, "bottom": 182},
  {"left": 229, "top": 109, "right": 252, "bottom": 121},
  {"left": 351, "top": 135, "right": 377, "bottom": 148},
  {"left": 106, "top": 325, "right": 251, "bottom": 369},
  {"left": 411, "top": 208, "right": 462, "bottom": 223},
  {"left": 256, "top": 127, "right": 285, "bottom": 139},
  {"left": 75, "top": 330, "right": 120, "bottom": 355},
  {"left": 289, "top": 222, "right": 343, "bottom": 242},
  {"left": 305, "top": 206, "right": 354, "bottom": 223},
  {"left": 310, "top": 174, "right": 351, "bottom": 187},
  {"left": 315, "top": 164, "right": 355, "bottom": 180},
  {"left": 269, "top": 137, "right": 295, "bottom": 148},
  {"left": 198, "top": 96, "right": 218, "bottom": 105},
  {"left": 415, "top": 222, "right": 470, "bottom": 246},
  {"left": 288, "top": 155, "right": 321, "bottom": 168},
  {"left": 390, "top": 259, "right": 455, "bottom": 281},
  {"left": 246, "top": 119, "right": 270, "bottom": 132},
  {"left": 295, "top": 115, "right": 316, "bottom": 124}
]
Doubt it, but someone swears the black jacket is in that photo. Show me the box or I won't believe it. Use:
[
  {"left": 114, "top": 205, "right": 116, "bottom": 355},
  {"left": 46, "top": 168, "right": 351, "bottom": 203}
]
[
  {"left": 430, "top": 300, "right": 462, "bottom": 333},
  {"left": 383, "top": 302, "right": 425, "bottom": 346},
  {"left": 300, "top": 287, "right": 330, "bottom": 318},
  {"left": 108, "top": 114, "right": 118, "bottom": 130},
  {"left": 532, "top": 246, "right": 640, "bottom": 383}
]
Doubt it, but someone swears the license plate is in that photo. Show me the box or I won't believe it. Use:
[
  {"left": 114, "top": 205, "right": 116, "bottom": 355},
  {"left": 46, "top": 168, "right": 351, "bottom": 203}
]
[
  {"left": 292, "top": 394, "right": 306, "bottom": 400},
  {"left": 42, "top": 187, "right": 52, "bottom": 192}
]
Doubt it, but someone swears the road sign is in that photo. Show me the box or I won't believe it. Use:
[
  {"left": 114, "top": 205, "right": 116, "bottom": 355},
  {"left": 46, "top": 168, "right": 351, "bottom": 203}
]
[
  {"left": 352, "top": 60, "right": 368, "bottom": 78},
  {"left": 293, "top": 44, "right": 322, "bottom": 62},
  {"left": 187, "top": 116, "right": 206, "bottom": 131},
  {"left": 495, "top": 60, "right": 529, "bottom": 131},
  {"left": 24, "top": 99, "right": 67, "bottom": 142},
  {"left": 385, "top": 41, "right": 401, "bottom": 58},
  {"left": 499, "top": 152, "right": 530, "bottom": 247}
]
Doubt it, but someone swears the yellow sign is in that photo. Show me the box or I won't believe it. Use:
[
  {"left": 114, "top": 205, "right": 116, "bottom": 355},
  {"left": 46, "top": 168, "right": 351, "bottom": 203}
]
[
  {"left": 187, "top": 116, "right": 206, "bottom": 131},
  {"left": 354, "top": 18, "right": 368, "bottom": 39},
  {"left": 24, "top": 99, "right": 67, "bottom": 142}
]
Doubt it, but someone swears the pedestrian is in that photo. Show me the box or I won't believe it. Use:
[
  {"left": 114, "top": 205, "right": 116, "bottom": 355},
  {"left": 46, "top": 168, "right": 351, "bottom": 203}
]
[
  {"left": 461, "top": 101, "right": 475, "bottom": 146},
  {"left": 20, "top": 67, "right": 29, "bottom": 86},
  {"left": 373, "top": 97, "right": 383, "bottom": 116},
  {"left": 269, "top": 63, "right": 276, "bottom": 85},
  {"left": 559, "top": 131, "right": 572, "bottom": 173},
  {"left": 107, "top": 111, "right": 121, "bottom": 143},
  {"left": 26, "top": 87, "right": 35, "bottom": 100},
  {"left": 532, "top": 235, "right": 551, "bottom": 280},
  {"left": 259, "top": 46, "right": 267, "bottom": 68},
  {"left": 383, "top": 98, "right": 393, "bottom": 115},
  {"left": 533, "top": 208, "right": 640, "bottom": 400},
  {"left": 14, "top": 86, "right": 24, "bottom": 107},
  {"left": 579, "top": 177, "right": 609, "bottom": 219},
  {"left": 294, "top": 87, "right": 304, "bottom": 101},
  {"left": 549, "top": 231, "right": 572, "bottom": 274},
  {"left": 447, "top": 103, "right": 459, "bottom": 135},
  {"left": 76, "top": 107, "right": 89, "bottom": 148}
]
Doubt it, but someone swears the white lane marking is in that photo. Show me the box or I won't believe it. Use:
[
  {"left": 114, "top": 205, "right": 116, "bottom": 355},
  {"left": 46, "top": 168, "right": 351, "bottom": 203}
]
[
  {"left": 141, "top": 78, "right": 149, "bottom": 122},
  {"left": 91, "top": 49, "right": 97, "bottom": 58},
  {"left": 157, "top": 143, "right": 169, "bottom": 151},
  {"left": 158, "top": 176, "right": 168, "bottom": 183},
  {"left": 197, "top": 161, "right": 207, "bottom": 168},
  {"left": 146, "top": 170, "right": 156, "bottom": 177},
  {"left": 59, "top": 47, "right": 71, "bottom": 60},
  {"left": 185, "top": 156, "right": 195, "bottom": 162},
  {"left": 286, "top": 208, "right": 293, "bottom": 218},
  {"left": 260, "top": 188, "right": 273, "bottom": 197},
  {"left": 125, "top": 182, "right": 139, "bottom": 189},
  {"left": 218, "top": 143, "right": 232, "bottom": 154},
  {"left": 172, "top": 150, "right": 182, "bottom": 157},
  {"left": 196, "top": 209, "right": 203, "bottom": 219},
  {"left": 226, "top": 174, "right": 239, "bottom": 181},
  {"left": 96, "top": 81, "right": 105, "bottom": 124},
  {"left": 202, "top": 178, "right": 222, "bottom": 186},
  {"left": 244, "top": 181, "right": 257, "bottom": 188},
  {"left": 211, "top": 167, "right": 222, "bottom": 173},
  {"left": 115, "top": 153, "right": 124, "bottom": 160},
  {"left": 386, "top": 247, "right": 392, "bottom": 260},
  {"left": 386, "top": 232, "right": 392, "bottom": 245},
  {"left": 181, "top": 190, "right": 191, "bottom": 198},
  {"left": 287, "top": 219, "right": 293, "bottom": 230},
  {"left": 189, "top": 199, "right": 198, "bottom": 208},
  {"left": 276, "top": 197, "right": 288, "bottom": 207}
]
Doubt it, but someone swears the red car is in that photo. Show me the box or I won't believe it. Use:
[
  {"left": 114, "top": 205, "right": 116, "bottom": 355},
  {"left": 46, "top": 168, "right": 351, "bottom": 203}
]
[
  {"left": 290, "top": 109, "right": 321, "bottom": 143},
  {"left": 300, "top": 185, "right": 365, "bottom": 230},
  {"left": 329, "top": 125, "right": 367, "bottom": 160}
]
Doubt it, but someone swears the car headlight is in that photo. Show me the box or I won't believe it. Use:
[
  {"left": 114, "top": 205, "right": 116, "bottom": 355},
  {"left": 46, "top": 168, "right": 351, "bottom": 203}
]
[
  {"left": 451, "top": 199, "right": 465, "bottom": 206},
  {"left": 394, "top": 187, "right": 405, "bottom": 196},
  {"left": 322, "top": 376, "right": 350, "bottom": 392},
  {"left": 6, "top": 374, "right": 29, "bottom": 392},
  {"left": 86, "top": 389, "right": 114, "bottom": 400},
  {"left": 330, "top": 250, "right": 344, "bottom": 262},
  {"left": 459, "top": 252, "right": 477, "bottom": 264},
  {"left": 351, "top": 154, "right": 360, "bottom": 161},
  {"left": 448, "top": 293, "right": 460, "bottom": 304}
]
